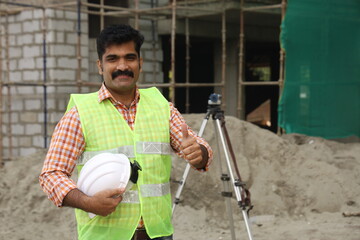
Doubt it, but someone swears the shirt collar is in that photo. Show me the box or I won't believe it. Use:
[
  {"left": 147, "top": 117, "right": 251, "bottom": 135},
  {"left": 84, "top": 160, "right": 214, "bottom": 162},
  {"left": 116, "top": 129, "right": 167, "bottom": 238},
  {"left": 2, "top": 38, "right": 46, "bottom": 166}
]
[{"left": 98, "top": 83, "right": 140, "bottom": 106}]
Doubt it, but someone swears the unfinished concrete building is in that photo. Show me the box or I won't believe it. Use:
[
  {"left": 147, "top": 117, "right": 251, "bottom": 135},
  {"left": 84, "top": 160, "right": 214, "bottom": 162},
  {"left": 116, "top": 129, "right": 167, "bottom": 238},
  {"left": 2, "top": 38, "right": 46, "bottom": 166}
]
[{"left": 0, "top": 0, "right": 286, "bottom": 163}]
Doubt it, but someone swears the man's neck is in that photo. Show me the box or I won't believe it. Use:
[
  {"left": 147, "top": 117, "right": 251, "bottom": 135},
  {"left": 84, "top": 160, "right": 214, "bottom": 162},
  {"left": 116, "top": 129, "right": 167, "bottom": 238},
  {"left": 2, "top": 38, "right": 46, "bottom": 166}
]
[
  {"left": 103, "top": 83, "right": 137, "bottom": 108},
  {"left": 113, "top": 90, "right": 135, "bottom": 108}
]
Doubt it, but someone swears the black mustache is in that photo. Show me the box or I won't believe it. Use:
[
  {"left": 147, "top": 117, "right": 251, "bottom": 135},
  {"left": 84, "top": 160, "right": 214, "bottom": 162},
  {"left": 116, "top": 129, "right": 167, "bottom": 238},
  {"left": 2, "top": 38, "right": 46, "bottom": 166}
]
[{"left": 112, "top": 70, "right": 134, "bottom": 79}]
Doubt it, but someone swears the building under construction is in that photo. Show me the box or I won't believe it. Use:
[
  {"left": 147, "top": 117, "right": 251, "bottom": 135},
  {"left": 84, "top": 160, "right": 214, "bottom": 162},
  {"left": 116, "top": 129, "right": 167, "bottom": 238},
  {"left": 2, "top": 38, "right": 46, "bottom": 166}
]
[{"left": 0, "top": 0, "right": 359, "bottom": 163}]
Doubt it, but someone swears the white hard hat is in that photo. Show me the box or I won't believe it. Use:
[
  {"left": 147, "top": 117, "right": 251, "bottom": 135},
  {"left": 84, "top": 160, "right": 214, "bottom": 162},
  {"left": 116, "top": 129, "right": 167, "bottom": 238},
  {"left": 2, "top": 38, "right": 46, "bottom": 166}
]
[{"left": 77, "top": 152, "right": 141, "bottom": 218}]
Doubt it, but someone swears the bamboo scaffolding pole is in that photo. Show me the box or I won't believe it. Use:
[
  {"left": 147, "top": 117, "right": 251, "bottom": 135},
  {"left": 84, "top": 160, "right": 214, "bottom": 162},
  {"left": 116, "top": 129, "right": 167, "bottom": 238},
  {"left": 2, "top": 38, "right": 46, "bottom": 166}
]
[
  {"left": 2, "top": 81, "right": 100, "bottom": 87},
  {"left": 221, "top": 0, "right": 227, "bottom": 111},
  {"left": 100, "top": 6, "right": 172, "bottom": 17},
  {"left": 4, "top": 10, "right": 12, "bottom": 160},
  {"left": 144, "top": 82, "right": 224, "bottom": 88},
  {"left": 277, "top": 0, "right": 287, "bottom": 135},
  {"left": 0, "top": 12, "right": 3, "bottom": 166},
  {"left": 45, "top": 1, "right": 77, "bottom": 9},
  {"left": 100, "top": 0, "right": 104, "bottom": 32},
  {"left": 170, "top": 0, "right": 176, "bottom": 104},
  {"left": 237, "top": 0, "right": 245, "bottom": 119},
  {"left": 185, "top": 0, "right": 190, "bottom": 113},
  {"left": 2, "top": 81, "right": 224, "bottom": 88},
  {"left": 0, "top": 9, "right": 21, "bottom": 15},
  {"left": 243, "top": 4, "right": 282, "bottom": 12},
  {"left": 83, "top": 9, "right": 165, "bottom": 19},
  {"left": 103, "top": 9, "right": 222, "bottom": 20},
  {"left": 241, "top": 81, "right": 281, "bottom": 86},
  {"left": 174, "top": 6, "right": 221, "bottom": 13},
  {"left": 134, "top": 0, "right": 139, "bottom": 30},
  {"left": 104, "top": 7, "right": 171, "bottom": 18},
  {"left": 179, "top": 10, "right": 224, "bottom": 19},
  {"left": 176, "top": 0, "right": 221, "bottom": 5},
  {"left": 151, "top": 0, "right": 158, "bottom": 85},
  {"left": 76, "top": 0, "right": 82, "bottom": 93},
  {"left": 80, "top": 1, "right": 130, "bottom": 12},
  {"left": 113, "top": 6, "right": 171, "bottom": 15},
  {"left": 41, "top": 3, "right": 48, "bottom": 148},
  {"left": 279, "top": 0, "right": 286, "bottom": 95},
  {"left": 0, "top": 0, "right": 43, "bottom": 9}
]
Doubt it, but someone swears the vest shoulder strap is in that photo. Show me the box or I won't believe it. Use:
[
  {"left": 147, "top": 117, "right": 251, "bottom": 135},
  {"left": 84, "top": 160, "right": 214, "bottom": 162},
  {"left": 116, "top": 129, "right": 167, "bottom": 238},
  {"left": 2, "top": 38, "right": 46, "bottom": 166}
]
[
  {"left": 139, "top": 87, "right": 168, "bottom": 104},
  {"left": 66, "top": 92, "right": 98, "bottom": 113}
]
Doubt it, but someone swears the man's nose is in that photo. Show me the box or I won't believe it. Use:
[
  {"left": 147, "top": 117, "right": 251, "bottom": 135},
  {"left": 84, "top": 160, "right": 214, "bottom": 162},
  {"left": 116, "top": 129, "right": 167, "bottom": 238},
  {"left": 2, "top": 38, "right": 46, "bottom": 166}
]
[{"left": 116, "top": 59, "right": 129, "bottom": 71}]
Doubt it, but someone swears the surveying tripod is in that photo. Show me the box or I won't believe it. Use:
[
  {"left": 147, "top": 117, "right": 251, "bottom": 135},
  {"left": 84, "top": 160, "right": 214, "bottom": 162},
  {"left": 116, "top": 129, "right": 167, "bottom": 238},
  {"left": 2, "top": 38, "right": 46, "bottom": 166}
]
[{"left": 172, "top": 93, "right": 254, "bottom": 240}]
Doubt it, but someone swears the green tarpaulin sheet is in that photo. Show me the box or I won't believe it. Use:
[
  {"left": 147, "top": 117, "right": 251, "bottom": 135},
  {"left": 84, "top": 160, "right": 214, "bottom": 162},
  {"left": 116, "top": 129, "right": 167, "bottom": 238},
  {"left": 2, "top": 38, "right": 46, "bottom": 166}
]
[{"left": 278, "top": 0, "right": 360, "bottom": 138}]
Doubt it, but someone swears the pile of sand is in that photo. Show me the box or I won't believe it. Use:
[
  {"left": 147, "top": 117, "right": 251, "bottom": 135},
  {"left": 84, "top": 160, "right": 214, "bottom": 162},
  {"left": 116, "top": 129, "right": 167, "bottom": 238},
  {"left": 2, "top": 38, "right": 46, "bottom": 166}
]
[{"left": 1, "top": 114, "right": 359, "bottom": 240}]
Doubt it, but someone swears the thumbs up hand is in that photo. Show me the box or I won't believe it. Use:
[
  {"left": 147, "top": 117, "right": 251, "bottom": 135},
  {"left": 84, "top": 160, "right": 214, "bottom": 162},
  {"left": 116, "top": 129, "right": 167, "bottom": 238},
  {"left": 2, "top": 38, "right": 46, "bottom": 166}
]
[{"left": 180, "top": 123, "right": 205, "bottom": 168}]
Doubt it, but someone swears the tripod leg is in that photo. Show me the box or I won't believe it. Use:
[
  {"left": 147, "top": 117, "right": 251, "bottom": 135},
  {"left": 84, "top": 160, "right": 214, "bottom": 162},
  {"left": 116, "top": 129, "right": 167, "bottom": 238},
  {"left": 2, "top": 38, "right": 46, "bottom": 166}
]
[
  {"left": 222, "top": 175, "right": 236, "bottom": 240},
  {"left": 213, "top": 121, "right": 237, "bottom": 240},
  {"left": 172, "top": 113, "right": 211, "bottom": 215},
  {"left": 214, "top": 118, "right": 254, "bottom": 240}
]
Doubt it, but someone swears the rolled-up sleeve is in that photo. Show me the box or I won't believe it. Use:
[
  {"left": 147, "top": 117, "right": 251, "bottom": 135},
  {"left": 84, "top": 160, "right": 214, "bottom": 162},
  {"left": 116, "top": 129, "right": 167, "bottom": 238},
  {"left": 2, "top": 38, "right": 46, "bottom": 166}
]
[
  {"left": 169, "top": 103, "right": 213, "bottom": 171},
  {"left": 39, "top": 107, "right": 85, "bottom": 207}
]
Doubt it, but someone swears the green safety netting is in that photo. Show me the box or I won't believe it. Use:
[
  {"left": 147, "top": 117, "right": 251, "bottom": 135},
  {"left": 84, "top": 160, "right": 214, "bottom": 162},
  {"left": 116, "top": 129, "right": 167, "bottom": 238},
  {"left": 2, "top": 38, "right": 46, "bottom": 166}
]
[{"left": 278, "top": 0, "right": 360, "bottom": 139}]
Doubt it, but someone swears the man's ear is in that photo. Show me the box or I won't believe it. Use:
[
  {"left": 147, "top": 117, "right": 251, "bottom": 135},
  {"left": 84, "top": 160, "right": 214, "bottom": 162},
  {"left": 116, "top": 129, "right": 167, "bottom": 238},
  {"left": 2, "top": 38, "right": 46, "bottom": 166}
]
[
  {"left": 139, "top": 57, "right": 143, "bottom": 72},
  {"left": 97, "top": 59, "right": 103, "bottom": 74}
]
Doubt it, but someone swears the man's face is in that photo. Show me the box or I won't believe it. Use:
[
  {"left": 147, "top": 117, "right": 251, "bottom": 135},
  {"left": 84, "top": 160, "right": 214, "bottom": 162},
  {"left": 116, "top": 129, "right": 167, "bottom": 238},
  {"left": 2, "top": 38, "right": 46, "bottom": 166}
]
[{"left": 97, "top": 41, "right": 143, "bottom": 97}]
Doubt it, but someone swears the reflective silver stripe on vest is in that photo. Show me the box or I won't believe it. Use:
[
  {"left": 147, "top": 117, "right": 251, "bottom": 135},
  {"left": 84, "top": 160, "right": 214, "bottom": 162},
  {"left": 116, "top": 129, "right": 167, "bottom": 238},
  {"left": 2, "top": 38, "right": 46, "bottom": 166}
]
[
  {"left": 114, "top": 183, "right": 170, "bottom": 204},
  {"left": 77, "top": 142, "right": 171, "bottom": 165},
  {"left": 140, "top": 182, "right": 170, "bottom": 198},
  {"left": 136, "top": 142, "right": 172, "bottom": 155},
  {"left": 77, "top": 145, "right": 135, "bottom": 165},
  {"left": 121, "top": 190, "right": 139, "bottom": 203}
]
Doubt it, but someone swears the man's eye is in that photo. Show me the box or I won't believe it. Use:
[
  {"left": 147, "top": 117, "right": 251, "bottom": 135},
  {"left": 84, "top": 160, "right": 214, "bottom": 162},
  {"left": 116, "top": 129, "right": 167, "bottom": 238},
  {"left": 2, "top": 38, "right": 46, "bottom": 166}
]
[{"left": 126, "top": 55, "right": 137, "bottom": 61}]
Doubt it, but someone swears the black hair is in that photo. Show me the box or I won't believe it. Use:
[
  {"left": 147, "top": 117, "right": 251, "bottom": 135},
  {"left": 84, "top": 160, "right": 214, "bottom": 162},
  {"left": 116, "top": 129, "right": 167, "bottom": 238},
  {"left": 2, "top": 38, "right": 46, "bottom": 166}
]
[{"left": 96, "top": 24, "right": 144, "bottom": 60}]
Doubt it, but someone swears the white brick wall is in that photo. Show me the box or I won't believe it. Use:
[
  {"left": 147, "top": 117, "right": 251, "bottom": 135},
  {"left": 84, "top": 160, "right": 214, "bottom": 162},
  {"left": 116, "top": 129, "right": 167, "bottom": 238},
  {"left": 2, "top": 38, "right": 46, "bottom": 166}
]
[
  {"left": 9, "top": 47, "right": 22, "bottom": 58},
  {"left": 25, "top": 124, "right": 42, "bottom": 135},
  {"left": 9, "top": 60, "right": 17, "bottom": 71},
  {"left": 33, "top": 9, "right": 44, "bottom": 19},
  {"left": 20, "top": 112, "right": 38, "bottom": 123},
  {"left": 17, "top": 34, "right": 34, "bottom": 45},
  {"left": 1, "top": 7, "right": 88, "bottom": 157},
  {"left": 12, "top": 124, "right": 25, "bottom": 135},
  {"left": 8, "top": 23, "right": 22, "bottom": 34},
  {"left": 32, "top": 135, "right": 44, "bottom": 148},
  {"left": 22, "top": 70, "right": 41, "bottom": 81},
  {"left": 11, "top": 100, "right": 24, "bottom": 111},
  {"left": 23, "top": 20, "right": 41, "bottom": 33},
  {"left": 57, "top": 57, "right": 78, "bottom": 69},
  {"left": 23, "top": 46, "right": 41, "bottom": 58},
  {"left": 25, "top": 99, "right": 42, "bottom": 111},
  {"left": 0, "top": 5, "right": 165, "bottom": 158},
  {"left": 19, "top": 148, "right": 37, "bottom": 156},
  {"left": 19, "top": 137, "right": 32, "bottom": 147},
  {"left": 49, "top": 69, "right": 76, "bottom": 81},
  {"left": 19, "top": 10, "right": 34, "bottom": 21},
  {"left": 17, "top": 86, "right": 36, "bottom": 95},
  {"left": 34, "top": 33, "right": 45, "bottom": 43},
  {"left": 51, "top": 45, "right": 76, "bottom": 56},
  {"left": 19, "top": 58, "right": 36, "bottom": 69}
]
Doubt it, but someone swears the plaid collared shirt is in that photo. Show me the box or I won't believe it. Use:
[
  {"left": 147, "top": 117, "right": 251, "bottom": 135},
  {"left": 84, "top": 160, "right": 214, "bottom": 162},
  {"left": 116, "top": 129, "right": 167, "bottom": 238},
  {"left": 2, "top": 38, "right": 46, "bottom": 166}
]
[{"left": 40, "top": 84, "right": 212, "bottom": 208}]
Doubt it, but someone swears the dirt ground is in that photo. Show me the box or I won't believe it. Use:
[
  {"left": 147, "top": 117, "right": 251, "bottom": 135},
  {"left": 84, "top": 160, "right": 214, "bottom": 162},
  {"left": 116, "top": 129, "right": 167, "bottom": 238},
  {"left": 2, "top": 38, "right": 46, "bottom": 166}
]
[{"left": 1, "top": 114, "right": 359, "bottom": 240}]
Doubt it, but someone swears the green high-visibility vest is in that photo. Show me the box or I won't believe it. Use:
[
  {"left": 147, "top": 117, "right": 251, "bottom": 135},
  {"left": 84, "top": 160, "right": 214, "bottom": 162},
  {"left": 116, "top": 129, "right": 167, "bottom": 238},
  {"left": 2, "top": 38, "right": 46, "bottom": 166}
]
[{"left": 66, "top": 87, "right": 173, "bottom": 240}]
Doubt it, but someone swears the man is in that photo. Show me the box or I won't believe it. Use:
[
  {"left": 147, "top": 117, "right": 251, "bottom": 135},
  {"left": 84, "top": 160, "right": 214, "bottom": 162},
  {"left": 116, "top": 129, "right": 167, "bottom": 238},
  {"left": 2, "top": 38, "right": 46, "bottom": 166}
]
[{"left": 39, "top": 24, "right": 212, "bottom": 240}]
